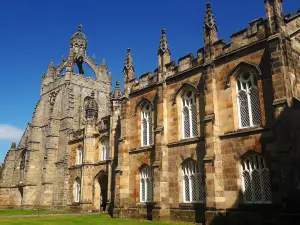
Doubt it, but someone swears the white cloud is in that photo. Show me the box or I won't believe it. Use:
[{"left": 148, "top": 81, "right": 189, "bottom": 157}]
[{"left": 0, "top": 125, "right": 23, "bottom": 142}]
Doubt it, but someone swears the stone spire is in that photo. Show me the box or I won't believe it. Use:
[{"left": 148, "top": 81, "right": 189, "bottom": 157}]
[
  {"left": 203, "top": 2, "right": 218, "bottom": 59},
  {"left": 123, "top": 48, "right": 134, "bottom": 82},
  {"left": 158, "top": 28, "right": 170, "bottom": 55},
  {"left": 158, "top": 28, "right": 171, "bottom": 74}
]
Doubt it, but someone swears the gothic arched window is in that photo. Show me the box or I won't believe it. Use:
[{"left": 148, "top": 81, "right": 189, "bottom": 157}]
[
  {"left": 141, "top": 104, "right": 152, "bottom": 147},
  {"left": 20, "top": 150, "right": 27, "bottom": 182},
  {"left": 75, "top": 177, "right": 81, "bottom": 203},
  {"left": 101, "top": 138, "right": 109, "bottom": 161},
  {"left": 182, "top": 92, "right": 198, "bottom": 139},
  {"left": 140, "top": 165, "right": 154, "bottom": 203},
  {"left": 182, "top": 160, "right": 204, "bottom": 203},
  {"left": 77, "top": 146, "right": 83, "bottom": 165},
  {"left": 241, "top": 153, "right": 272, "bottom": 203},
  {"left": 236, "top": 71, "right": 261, "bottom": 128}
]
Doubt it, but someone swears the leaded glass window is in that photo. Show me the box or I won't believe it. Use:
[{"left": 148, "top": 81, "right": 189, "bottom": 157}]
[
  {"left": 140, "top": 165, "right": 154, "bottom": 203},
  {"left": 182, "top": 92, "right": 198, "bottom": 139},
  {"left": 141, "top": 105, "right": 152, "bottom": 147},
  {"left": 182, "top": 160, "right": 204, "bottom": 203},
  {"left": 241, "top": 153, "right": 272, "bottom": 203},
  {"left": 237, "top": 71, "right": 261, "bottom": 128}
]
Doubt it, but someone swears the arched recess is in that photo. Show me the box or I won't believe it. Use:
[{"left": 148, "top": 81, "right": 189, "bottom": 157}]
[
  {"left": 93, "top": 171, "right": 108, "bottom": 211},
  {"left": 173, "top": 82, "right": 198, "bottom": 105},
  {"left": 135, "top": 98, "right": 153, "bottom": 115},
  {"left": 225, "top": 62, "right": 262, "bottom": 89}
]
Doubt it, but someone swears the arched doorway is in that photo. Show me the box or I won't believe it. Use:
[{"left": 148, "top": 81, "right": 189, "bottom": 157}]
[{"left": 94, "top": 172, "right": 108, "bottom": 211}]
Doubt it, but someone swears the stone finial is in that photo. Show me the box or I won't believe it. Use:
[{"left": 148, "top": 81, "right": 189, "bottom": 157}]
[
  {"left": 10, "top": 142, "right": 16, "bottom": 150},
  {"left": 91, "top": 90, "right": 95, "bottom": 99},
  {"left": 124, "top": 48, "right": 134, "bottom": 72},
  {"left": 204, "top": 2, "right": 217, "bottom": 29},
  {"left": 101, "top": 58, "right": 106, "bottom": 66},
  {"left": 116, "top": 80, "right": 120, "bottom": 87},
  {"left": 158, "top": 28, "right": 170, "bottom": 55},
  {"left": 78, "top": 24, "right": 83, "bottom": 32},
  {"left": 61, "top": 55, "right": 65, "bottom": 63},
  {"left": 48, "top": 59, "right": 55, "bottom": 71}
]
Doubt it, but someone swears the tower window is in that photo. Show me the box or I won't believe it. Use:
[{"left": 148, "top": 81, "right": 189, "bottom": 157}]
[
  {"left": 101, "top": 138, "right": 109, "bottom": 161},
  {"left": 77, "top": 146, "right": 83, "bottom": 165}
]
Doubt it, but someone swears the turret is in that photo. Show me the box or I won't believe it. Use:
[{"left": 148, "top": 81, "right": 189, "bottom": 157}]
[
  {"left": 203, "top": 2, "right": 218, "bottom": 60},
  {"left": 158, "top": 28, "right": 171, "bottom": 75},
  {"left": 265, "top": 0, "right": 284, "bottom": 34}
]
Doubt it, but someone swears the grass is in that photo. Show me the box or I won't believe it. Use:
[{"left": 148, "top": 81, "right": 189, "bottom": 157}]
[
  {"left": 0, "top": 209, "right": 70, "bottom": 216},
  {"left": 0, "top": 214, "right": 187, "bottom": 225}
]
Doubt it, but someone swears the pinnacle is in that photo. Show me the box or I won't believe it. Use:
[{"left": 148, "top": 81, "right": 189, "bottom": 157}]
[
  {"left": 158, "top": 28, "right": 170, "bottom": 55},
  {"left": 204, "top": 2, "right": 217, "bottom": 29},
  {"left": 48, "top": 59, "right": 55, "bottom": 71},
  {"left": 124, "top": 48, "right": 134, "bottom": 71}
]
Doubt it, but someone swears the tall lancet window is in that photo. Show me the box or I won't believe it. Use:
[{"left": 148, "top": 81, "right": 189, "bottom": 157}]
[
  {"left": 182, "top": 92, "right": 198, "bottom": 139},
  {"left": 141, "top": 104, "right": 152, "bottom": 147},
  {"left": 20, "top": 150, "right": 27, "bottom": 182},
  {"left": 140, "top": 165, "right": 154, "bottom": 203},
  {"left": 241, "top": 153, "right": 272, "bottom": 203},
  {"left": 75, "top": 177, "right": 81, "bottom": 203},
  {"left": 237, "top": 71, "right": 261, "bottom": 128},
  {"left": 77, "top": 146, "right": 83, "bottom": 165},
  {"left": 182, "top": 160, "right": 204, "bottom": 203},
  {"left": 101, "top": 138, "right": 109, "bottom": 161}
]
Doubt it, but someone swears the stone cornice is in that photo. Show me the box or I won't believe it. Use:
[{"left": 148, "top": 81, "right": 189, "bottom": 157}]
[
  {"left": 129, "top": 145, "right": 154, "bottom": 154},
  {"left": 219, "top": 127, "right": 270, "bottom": 139},
  {"left": 167, "top": 137, "right": 204, "bottom": 147}
]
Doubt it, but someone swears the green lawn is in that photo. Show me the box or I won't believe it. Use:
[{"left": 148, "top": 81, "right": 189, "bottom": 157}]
[
  {"left": 0, "top": 213, "right": 187, "bottom": 225},
  {"left": 0, "top": 209, "right": 69, "bottom": 216}
]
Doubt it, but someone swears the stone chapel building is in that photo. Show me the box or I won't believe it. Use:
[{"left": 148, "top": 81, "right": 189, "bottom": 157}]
[{"left": 1, "top": 1, "right": 300, "bottom": 224}]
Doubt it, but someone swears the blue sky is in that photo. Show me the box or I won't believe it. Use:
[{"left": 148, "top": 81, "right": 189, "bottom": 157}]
[{"left": 0, "top": 0, "right": 299, "bottom": 163}]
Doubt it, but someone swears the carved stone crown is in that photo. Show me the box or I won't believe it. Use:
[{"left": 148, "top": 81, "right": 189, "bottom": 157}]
[
  {"left": 70, "top": 24, "right": 88, "bottom": 55},
  {"left": 85, "top": 91, "right": 98, "bottom": 119}
]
